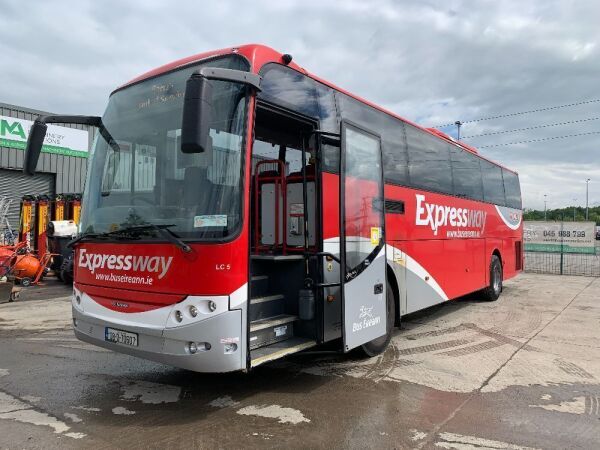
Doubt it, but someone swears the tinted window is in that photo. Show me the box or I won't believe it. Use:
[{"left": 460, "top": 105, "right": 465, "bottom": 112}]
[
  {"left": 82, "top": 55, "right": 249, "bottom": 240},
  {"left": 315, "top": 83, "right": 338, "bottom": 132},
  {"left": 406, "top": 125, "right": 453, "bottom": 194},
  {"left": 503, "top": 169, "right": 522, "bottom": 209},
  {"left": 380, "top": 117, "right": 408, "bottom": 187},
  {"left": 450, "top": 146, "right": 484, "bottom": 201},
  {"left": 316, "top": 84, "right": 341, "bottom": 172},
  {"left": 259, "top": 64, "right": 341, "bottom": 173},
  {"left": 321, "top": 142, "right": 340, "bottom": 173},
  {"left": 481, "top": 160, "right": 506, "bottom": 205},
  {"left": 259, "top": 65, "right": 318, "bottom": 117},
  {"left": 343, "top": 125, "right": 384, "bottom": 272},
  {"left": 382, "top": 132, "right": 409, "bottom": 187},
  {"left": 337, "top": 94, "right": 408, "bottom": 185}
]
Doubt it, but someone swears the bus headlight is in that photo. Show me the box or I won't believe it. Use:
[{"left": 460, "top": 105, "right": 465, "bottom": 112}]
[
  {"left": 188, "top": 342, "right": 211, "bottom": 354},
  {"left": 175, "top": 310, "right": 183, "bottom": 322},
  {"left": 189, "top": 305, "right": 198, "bottom": 317},
  {"left": 208, "top": 300, "right": 217, "bottom": 312},
  {"left": 224, "top": 343, "right": 237, "bottom": 354}
]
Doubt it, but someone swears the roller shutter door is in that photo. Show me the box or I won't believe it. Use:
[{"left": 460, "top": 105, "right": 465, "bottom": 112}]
[{"left": 0, "top": 169, "right": 55, "bottom": 231}]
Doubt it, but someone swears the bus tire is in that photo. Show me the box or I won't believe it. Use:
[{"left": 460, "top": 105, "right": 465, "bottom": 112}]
[
  {"left": 360, "top": 280, "right": 395, "bottom": 357},
  {"left": 482, "top": 255, "right": 502, "bottom": 301}
]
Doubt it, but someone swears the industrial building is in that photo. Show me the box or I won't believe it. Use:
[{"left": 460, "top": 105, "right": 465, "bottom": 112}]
[{"left": 0, "top": 102, "right": 94, "bottom": 231}]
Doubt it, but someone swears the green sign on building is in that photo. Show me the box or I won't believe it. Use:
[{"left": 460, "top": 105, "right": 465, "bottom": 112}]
[{"left": 0, "top": 115, "right": 89, "bottom": 158}]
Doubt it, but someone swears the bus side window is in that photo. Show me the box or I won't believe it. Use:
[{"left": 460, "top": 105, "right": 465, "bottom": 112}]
[
  {"left": 481, "top": 160, "right": 507, "bottom": 206},
  {"left": 450, "top": 145, "right": 484, "bottom": 201},
  {"left": 503, "top": 170, "right": 522, "bottom": 209},
  {"left": 405, "top": 125, "right": 453, "bottom": 195}
]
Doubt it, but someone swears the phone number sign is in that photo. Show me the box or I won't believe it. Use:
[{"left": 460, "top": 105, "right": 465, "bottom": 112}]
[{"left": 523, "top": 221, "right": 596, "bottom": 254}]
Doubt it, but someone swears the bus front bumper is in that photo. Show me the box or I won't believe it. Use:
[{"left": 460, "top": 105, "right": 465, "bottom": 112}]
[{"left": 72, "top": 307, "right": 245, "bottom": 373}]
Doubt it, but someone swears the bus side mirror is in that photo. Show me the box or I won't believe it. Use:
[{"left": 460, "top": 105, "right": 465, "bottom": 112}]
[
  {"left": 23, "top": 114, "right": 105, "bottom": 177},
  {"left": 23, "top": 120, "right": 48, "bottom": 176},
  {"left": 181, "top": 72, "right": 213, "bottom": 153}
]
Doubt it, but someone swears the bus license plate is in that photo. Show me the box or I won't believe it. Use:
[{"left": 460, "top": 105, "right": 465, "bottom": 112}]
[{"left": 105, "top": 327, "right": 138, "bottom": 347}]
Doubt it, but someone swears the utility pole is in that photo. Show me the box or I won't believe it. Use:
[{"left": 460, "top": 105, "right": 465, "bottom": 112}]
[
  {"left": 573, "top": 198, "right": 577, "bottom": 221},
  {"left": 544, "top": 194, "right": 548, "bottom": 221},
  {"left": 585, "top": 179, "right": 590, "bottom": 220},
  {"left": 455, "top": 121, "right": 462, "bottom": 141}
]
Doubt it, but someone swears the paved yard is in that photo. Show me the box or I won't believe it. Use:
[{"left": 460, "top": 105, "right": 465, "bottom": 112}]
[{"left": 0, "top": 273, "right": 599, "bottom": 449}]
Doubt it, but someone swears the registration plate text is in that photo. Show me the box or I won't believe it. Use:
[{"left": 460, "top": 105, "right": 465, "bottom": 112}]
[{"left": 105, "top": 327, "right": 138, "bottom": 347}]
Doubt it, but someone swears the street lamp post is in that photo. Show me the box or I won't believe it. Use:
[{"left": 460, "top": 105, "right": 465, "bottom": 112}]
[
  {"left": 573, "top": 198, "right": 577, "bottom": 221},
  {"left": 585, "top": 179, "right": 591, "bottom": 220},
  {"left": 544, "top": 194, "right": 548, "bottom": 221},
  {"left": 455, "top": 121, "right": 462, "bottom": 141}
]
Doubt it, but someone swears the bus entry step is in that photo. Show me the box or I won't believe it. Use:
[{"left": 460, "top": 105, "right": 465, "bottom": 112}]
[{"left": 249, "top": 314, "right": 296, "bottom": 350}]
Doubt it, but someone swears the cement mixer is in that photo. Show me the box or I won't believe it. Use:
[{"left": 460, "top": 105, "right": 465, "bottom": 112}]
[
  {"left": 2, "top": 240, "right": 56, "bottom": 287},
  {"left": 12, "top": 251, "right": 53, "bottom": 287},
  {"left": 0, "top": 241, "right": 26, "bottom": 301}
]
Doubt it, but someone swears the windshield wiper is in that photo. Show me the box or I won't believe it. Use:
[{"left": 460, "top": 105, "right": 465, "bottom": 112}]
[
  {"left": 67, "top": 224, "right": 192, "bottom": 253},
  {"left": 113, "top": 224, "right": 192, "bottom": 253},
  {"left": 67, "top": 231, "right": 119, "bottom": 248}
]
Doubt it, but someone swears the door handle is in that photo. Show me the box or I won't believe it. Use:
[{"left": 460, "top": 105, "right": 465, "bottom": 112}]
[{"left": 374, "top": 283, "right": 383, "bottom": 294}]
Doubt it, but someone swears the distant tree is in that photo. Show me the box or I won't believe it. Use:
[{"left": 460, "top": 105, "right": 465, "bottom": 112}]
[{"left": 523, "top": 206, "right": 600, "bottom": 225}]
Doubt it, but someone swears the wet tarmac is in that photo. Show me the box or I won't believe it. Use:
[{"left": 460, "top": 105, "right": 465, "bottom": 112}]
[{"left": 1, "top": 273, "right": 599, "bottom": 449}]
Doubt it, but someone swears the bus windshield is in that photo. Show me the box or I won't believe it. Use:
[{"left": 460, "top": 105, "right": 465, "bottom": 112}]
[{"left": 80, "top": 55, "right": 249, "bottom": 241}]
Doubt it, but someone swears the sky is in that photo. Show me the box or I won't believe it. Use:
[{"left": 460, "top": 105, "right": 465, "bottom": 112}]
[{"left": 1, "top": 0, "right": 598, "bottom": 210}]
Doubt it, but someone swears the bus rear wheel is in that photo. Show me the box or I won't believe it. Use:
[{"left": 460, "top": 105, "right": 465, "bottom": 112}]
[
  {"left": 360, "top": 280, "right": 396, "bottom": 357},
  {"left": 482, "top": 255, "right": 502, "bottom": 301}
]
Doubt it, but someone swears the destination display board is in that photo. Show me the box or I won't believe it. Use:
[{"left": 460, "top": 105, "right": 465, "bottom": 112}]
[{"left": 523, "top": 221, "right": 596, "bottom": 254}]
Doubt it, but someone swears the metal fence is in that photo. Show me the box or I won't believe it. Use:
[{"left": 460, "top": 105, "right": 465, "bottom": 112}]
[{"left": 524, "top": 243, "right": 600, "bottom": 277}]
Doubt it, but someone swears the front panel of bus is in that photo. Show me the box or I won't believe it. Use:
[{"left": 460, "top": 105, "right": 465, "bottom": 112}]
[{"left": 71, "top": 54, "right": 254, "bottom": 372}]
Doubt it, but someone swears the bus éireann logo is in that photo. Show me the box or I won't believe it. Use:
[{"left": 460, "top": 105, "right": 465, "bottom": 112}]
[
  {"left": 353, "top": 305, "right": 380, "bottom": 332},
  {"left": 359, "top": 305, "right": 374, "bottom": 320},
  {"left": 415, "top": 194, "right": 486, "bottom": 237}
]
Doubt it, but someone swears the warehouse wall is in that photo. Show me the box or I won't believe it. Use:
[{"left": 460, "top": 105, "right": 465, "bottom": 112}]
[
  {"left": 0, "top": 102, "right": 94, "bottom": 193},
  {"left": 0, "top": 102, "right": 94, "bottom": 230}
]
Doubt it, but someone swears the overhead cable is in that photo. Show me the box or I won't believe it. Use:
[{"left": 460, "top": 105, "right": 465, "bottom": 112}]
[
  {"left": 479, "top": 131, "right": 600, "bottom": 148},
  {"left": 462, "top": 116, "right": 600, "bottom": 139},
  {"left": 432, "top": 99, "right": 600, "bottom": 128}
]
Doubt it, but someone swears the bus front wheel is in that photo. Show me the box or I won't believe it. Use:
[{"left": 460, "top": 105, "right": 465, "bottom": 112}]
[
  {"left": 482, "top": 255, "right": 502, "bottom": 301},
  {"left": 360, "top": 280, "right": 396, "bottom": 357}
]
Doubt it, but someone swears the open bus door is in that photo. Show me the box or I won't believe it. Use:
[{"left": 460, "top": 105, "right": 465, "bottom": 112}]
[{"left": 339, "top": 121, "right": 387, "bottom": 351}]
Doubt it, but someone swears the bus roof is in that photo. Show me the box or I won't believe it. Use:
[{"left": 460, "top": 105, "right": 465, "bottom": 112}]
[{"left": 120, "top": 44, "right": 518, "bottom": 175}]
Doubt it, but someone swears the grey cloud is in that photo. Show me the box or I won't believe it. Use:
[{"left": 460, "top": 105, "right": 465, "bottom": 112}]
[{"left": 1, "top": 0, "right": 598, "bottom": 209}]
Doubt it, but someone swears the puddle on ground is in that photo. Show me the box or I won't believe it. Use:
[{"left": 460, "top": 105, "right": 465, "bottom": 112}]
[
  {"left": 0, "top": 392, "right": 85, "bottom": 439},
  {"left": 119, "top": 379, "right": 181, "bottom": 404},
  {"left": 208, "top": 395, "right": 239, "bottom": 408},
  {"left": 112, "top": 406, "right": 136, "bottom": 415},
  {"left": 236, "top": 404, "right": 310, "bottom": 424}
]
